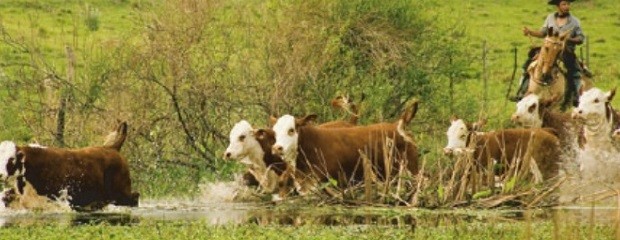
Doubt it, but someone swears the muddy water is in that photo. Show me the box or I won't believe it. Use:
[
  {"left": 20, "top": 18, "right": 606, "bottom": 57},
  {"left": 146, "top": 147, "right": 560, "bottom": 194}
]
[{"left": 1, "top": 198, "right": 618, "bottom": 228}]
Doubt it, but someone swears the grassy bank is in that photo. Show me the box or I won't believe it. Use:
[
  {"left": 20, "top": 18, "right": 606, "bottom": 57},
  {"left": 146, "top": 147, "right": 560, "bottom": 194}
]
[{"left": 0, "top": 218, "right": 616, "bottom": 240}]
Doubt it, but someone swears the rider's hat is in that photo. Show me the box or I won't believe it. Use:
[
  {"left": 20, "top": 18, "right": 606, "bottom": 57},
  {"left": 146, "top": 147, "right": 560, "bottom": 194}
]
[{"left": 548, "top": 0, "right": 575, "bottom": 5}]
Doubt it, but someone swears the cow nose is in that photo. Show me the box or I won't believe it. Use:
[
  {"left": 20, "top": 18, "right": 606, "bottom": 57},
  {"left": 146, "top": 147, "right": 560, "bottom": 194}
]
[
  {"left": 443, "top": 147, "right": 453, "bottom": 156},
  {"left": 272, "top": 145, "right": 283, "bottom": 155},
  {"left": 571, "top": 109, "right": 581, "bottom": 119},
  {"left": 511, "top": 114, "right": 519, "bottom": 122}
]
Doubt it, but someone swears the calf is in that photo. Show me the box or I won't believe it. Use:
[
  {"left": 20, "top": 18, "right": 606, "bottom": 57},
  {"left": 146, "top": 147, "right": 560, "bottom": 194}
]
[
  {"left": 224, "top": 120, "right": 283, "bottom": 193},
  {"left": 0, "top": 122, "right": 139, "bottom": 211},
  {"left": 444, "top": 117, "right": 562, "bottom": 182},
  {"left": 511, "top": 94, "right": 584, "bottom": 154},
  {"left": 329, "top": 94, "right": 360, "bottom": 126},
  {"left": 224, "top": 113, "right": 362, "bottom": 195},
  {"left": 571, "top": 87, "right": 620, "bottom": 151},
  {"left": 271, "top": 101, "right": 419, "bottom": 195}
]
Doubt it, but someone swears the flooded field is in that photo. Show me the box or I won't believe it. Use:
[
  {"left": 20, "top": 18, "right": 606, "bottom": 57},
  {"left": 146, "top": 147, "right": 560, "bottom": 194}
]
[{"left": 1, "top": 198, "right": 619, "bottom": 229}]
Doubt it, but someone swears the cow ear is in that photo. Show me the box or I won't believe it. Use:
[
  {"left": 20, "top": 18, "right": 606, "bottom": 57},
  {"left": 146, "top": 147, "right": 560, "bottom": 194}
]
[
  {"left": 297, "top": 114, "right": 318, "bottom": 126},
  {"left": 540, "top": 96, "right": 555, "bottom": 109},
  {"left": 253, "top": 129, "right": 266, "bottom": 140},
  {"left": 607, "top": 87, "right": 617, "bottom": 102},
  {"left": 16, "top": 150, "right": 24, "bottom": 163},
  {"left": 472, "top": 118, "right": 487, "bottom": 131},
  {"left": 268, "top": 115, "right": 278, "bottom": 127},
  {"left": 450, "top": 114, "right": 459, "bottom": 123},
  {"left": 401, "top": 100, "right": 419, "bottom": 124}
]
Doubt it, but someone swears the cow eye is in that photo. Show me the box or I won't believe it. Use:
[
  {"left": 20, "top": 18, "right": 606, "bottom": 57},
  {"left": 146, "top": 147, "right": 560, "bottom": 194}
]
[
  {"left": 593, "top": 98, "right": 599, "bottom": 103},
  {"left": 287, "top": 128, "right": 295, "bottom": 135},
  {"left": 239, "top": 135, "right": 246, "bottom": 142},
  {"left": 528, "top": 103, "right": 537, "bottom": 113},
  {"left": 460, "top": 134, "right": 466, "bottom": 139}
]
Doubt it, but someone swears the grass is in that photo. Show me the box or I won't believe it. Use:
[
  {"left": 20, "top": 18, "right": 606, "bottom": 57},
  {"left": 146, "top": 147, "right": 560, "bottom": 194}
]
[{"left": 0, "top": 211, "right": 617, "bottom": 240}]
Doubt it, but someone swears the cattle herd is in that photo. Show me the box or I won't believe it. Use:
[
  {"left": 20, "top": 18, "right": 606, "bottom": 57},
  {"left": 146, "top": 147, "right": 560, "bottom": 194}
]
[{"left": 0, "top": 87, "right": 618, "bottom": 211}]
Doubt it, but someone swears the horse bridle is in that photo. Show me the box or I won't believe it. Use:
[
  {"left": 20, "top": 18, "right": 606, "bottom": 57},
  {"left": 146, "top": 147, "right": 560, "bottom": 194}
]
[{"left": 531, "top": 38, "right": 565, "bottom": 85}]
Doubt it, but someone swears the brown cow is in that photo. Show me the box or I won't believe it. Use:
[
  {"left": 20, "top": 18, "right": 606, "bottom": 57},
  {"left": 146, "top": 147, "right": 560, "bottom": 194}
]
[
  {"left": 229, "top": 95, "right": 362, "bottom": 193},
  {"left": 224, "top": 114, "right": 360, "bottom": 195},
  {"left": 0, "top": 122, "right": 139, "bottom": 211},
  {"left": 271, "top": 101, "right": 419, "bottom": 196},
  {"left": 444, "top": 117, "right": 562, "bottom": 182}
]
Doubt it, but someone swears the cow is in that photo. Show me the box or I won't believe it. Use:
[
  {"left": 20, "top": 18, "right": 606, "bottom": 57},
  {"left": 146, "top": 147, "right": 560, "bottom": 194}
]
[
  {"left": 271, "top": 101, "right": 419, "bottom": 196},
  {"left": 225, "top": 95, "right": 363, "bottom": 194},
  {"left": 328, "top": 94, "right": 360, "bottom": 126},
  {"left": 511, "top": 94, "right": 584, "bottom": 159},
  {"left": 444, "top": 117, "right": 562, "bottom": 183},
  {"left": 571, "top": 87, "right": 620, "bottom": 151},
  {"left": 224, "top": 115, "right": 361, "bottom": 195},
  {"left": 0, "top": 122, "right": 139, "bottom": 211},
  {"left": 224, "top": 120, "right": 282, "bottom": 194}
]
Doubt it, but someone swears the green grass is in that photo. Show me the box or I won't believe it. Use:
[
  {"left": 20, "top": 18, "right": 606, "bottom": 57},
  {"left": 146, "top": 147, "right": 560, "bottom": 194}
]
[{"left": 0, "top": 218, "right": 616, "bottom": 240}]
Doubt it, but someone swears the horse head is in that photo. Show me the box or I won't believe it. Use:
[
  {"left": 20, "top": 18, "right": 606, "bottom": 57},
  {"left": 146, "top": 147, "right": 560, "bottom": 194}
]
[{"left": 538, "top": 27, "right": 570, "bottom": 81}]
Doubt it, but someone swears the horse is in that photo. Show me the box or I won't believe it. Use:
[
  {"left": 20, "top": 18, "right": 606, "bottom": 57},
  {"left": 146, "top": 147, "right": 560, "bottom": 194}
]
[{"left": 526, "top": 27, "right": 593, "bottom": 110}]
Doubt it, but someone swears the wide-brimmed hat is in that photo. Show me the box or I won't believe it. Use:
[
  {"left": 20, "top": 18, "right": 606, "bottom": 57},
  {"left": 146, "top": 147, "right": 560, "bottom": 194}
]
[{"left": 548, "top": 0, "right": 575, "bottom": 5}]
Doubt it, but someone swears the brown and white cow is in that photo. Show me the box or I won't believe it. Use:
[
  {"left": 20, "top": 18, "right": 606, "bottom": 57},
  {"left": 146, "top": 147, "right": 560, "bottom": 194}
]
[
  {"left": 271, "top": 101, "right": 419, "bottom": 195},
  {"left": 0, "top": 122, "right": 139, "bottom": 211},
  {"left": 444, "top": 117, "right": 562, "bottom": 182},
  {"left": 224, "top": 113, "right": 361, "bottom": 196},
  {"left": 224, "top": 120, "right": 283, "bottom": 194},
  {"left": 571, "top": 87, "right": 620, "bottom": 151},
  {"left": 328, "top": 94, "right": 360, "bottom": 126},
  {"left": 512, "top": 94, "right": 584, "bottom": 154}
]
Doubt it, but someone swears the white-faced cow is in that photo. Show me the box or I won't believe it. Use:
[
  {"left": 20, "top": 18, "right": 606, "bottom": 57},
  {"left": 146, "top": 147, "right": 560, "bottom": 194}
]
[
  {"left": 512, "top": 94, "right": 584, "bottom": 155},
  {"left": 444, "top": 117, "right": 562, "bottom": 182},
  {"left": 224, "top": 120, "right": 283, "bottom": 194},
  {"left": 0, "top": 122, "right": 139, "bottom": 211},
  {"left": 571, "top": 87, "right": 620, "bottom": 151},
  {"left": 271, "top": 101, "right": 419, "bottom": 195}
]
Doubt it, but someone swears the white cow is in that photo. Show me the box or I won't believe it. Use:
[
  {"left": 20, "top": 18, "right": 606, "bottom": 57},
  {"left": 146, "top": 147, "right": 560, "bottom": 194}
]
[
  {"left": 224, "top": 120, "right": 279, "bottom": 194},
  {"left": 571, "top": 87, "right": 619, "bottom": 151}
]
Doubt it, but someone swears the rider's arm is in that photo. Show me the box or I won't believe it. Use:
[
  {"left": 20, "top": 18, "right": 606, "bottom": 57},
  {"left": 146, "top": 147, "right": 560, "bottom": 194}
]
[
  {"left": 525, "top": 28, "right": 545, "bottom": 38},
  {"left": 568, "top": 19, "right": 585, "bottom": 45}
]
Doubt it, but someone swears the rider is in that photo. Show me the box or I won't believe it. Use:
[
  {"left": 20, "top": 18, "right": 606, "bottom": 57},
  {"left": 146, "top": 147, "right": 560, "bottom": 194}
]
[{"left": 510, "top": 0, "right": 585, "bottom": 107}]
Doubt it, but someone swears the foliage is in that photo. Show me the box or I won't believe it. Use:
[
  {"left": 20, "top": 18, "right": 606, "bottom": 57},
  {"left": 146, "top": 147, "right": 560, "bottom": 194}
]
[{"left": 0, "top": 0, "right": 619, "bottom": 199}]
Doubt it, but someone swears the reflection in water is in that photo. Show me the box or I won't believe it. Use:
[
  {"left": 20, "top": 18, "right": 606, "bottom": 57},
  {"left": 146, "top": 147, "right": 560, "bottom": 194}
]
[
  {"left": 0, "top": 200, "right": 618, "bottom": 228},
  {"left": 71, "top": 213, "right": 140, "bottom": 226}
]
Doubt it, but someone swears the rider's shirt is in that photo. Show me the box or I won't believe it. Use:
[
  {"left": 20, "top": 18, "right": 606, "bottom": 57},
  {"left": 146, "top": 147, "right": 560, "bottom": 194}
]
[{"left": 539, "top": 12, "right": 585, "bottom": 51}]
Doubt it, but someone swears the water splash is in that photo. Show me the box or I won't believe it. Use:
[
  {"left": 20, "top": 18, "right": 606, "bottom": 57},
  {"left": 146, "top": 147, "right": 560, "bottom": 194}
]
[
  {"left": 1, "top": 182, "right": 72, "bottom": 213},
  {"left": 559, "top": 146, "right": 620, "bottom": 205}
]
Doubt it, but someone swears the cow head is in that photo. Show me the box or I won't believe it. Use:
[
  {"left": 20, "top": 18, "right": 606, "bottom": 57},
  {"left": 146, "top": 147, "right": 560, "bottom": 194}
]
[
  {"left": 572, "top": 87, "right": 616, "bottom": 124},
  {"left": 511, "top": 94, "right": 556, "bottom": 128},
  {"left": 613, "top": 129, "right": 620, "bottom": 141},
  {"left": 224, "top": 120, "right": 263, "bottom": 161},
  {"left": 0, "top": 141, "right": 24, "bottom": 181},
  {"left": 443, "top": 116, "right": 485, "bottom": 156},
  {"left": 271, "top": 114, "right": 317, "bottom": 161}
]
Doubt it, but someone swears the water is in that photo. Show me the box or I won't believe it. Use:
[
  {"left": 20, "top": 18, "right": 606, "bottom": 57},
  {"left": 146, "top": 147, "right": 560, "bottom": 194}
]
[{"left": 1, "top": 197, "right": 618, "bottom": 228}]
